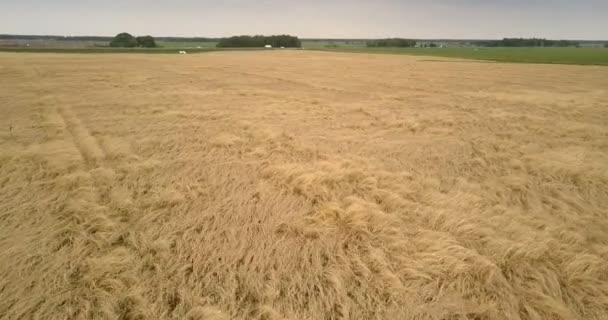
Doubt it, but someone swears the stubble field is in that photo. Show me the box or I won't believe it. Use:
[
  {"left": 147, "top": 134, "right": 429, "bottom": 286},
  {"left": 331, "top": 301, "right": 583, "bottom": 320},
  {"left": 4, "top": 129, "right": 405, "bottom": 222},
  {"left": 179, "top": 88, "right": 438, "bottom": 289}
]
[{"left": 1, "top": 51, "right": 607, "bottom": 320}]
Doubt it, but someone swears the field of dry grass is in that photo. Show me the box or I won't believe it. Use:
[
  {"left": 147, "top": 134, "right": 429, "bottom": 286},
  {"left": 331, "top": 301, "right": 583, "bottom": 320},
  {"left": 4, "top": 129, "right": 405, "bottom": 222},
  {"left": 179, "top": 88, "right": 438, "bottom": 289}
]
[{"left": 1, "top": 51, "right": 607, "bottom": 320}]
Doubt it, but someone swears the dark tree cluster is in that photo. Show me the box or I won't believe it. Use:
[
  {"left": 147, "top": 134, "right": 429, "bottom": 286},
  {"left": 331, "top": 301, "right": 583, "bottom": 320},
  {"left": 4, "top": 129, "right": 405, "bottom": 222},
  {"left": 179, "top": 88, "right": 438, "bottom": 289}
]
[
  {"left": 110, "top": 33, "right": 157, "bottom": 48},
  {"left": 420, "top": 43, "right": 438, "bottom": 48},
  {"left": 110, "top": 33, "right": 137, "bottom": 47},
  {"left": 366, "top": 38, "right": 417, "bottom": 48},
  {"left": 474, "top": 38, "right": 579, "bottom": 47},
  {"left": 216, "top": 35, "right": 301, "bottom": 48},
  {"left": 136, "top": 36, "right": 157, "bottom": 48},
  {"left": 156, "top": 37, "right": 218, "bottom": 42}
]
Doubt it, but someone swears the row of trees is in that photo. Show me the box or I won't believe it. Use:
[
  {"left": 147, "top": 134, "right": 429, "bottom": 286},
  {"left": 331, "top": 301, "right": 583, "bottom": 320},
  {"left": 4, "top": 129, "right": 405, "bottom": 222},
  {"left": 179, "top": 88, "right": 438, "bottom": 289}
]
[
  {"left": 108, "top": 33, "right": 302, "bottom": 48},
  {"left": 109, "top": 33, "right": 157, "bottom": 48},
  {"left": 216, "top": 35, "right": 301, "bottom": 48},
  {"left": 474, "top": 38, "right": 580, "bottom": 47},
  {"left": 366, "top": 38, "right": 417, "bottom": 48},
  {"left": 155, "top": 36, "right": 217, "bottom": 42}
]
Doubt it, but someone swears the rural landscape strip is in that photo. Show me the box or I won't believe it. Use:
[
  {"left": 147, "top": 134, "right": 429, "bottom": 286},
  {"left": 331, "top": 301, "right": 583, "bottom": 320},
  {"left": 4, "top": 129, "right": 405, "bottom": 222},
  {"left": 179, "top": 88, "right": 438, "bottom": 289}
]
[{"left": 2, "top": 34, "right": 607, "bottom": 65}]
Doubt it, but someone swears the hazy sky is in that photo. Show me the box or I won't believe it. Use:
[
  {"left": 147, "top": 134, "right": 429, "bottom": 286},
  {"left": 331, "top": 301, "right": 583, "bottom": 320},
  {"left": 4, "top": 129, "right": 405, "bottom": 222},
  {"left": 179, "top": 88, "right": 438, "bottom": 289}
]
[{"left": 1, "top": 0, "right": 607, "bottom": 39}]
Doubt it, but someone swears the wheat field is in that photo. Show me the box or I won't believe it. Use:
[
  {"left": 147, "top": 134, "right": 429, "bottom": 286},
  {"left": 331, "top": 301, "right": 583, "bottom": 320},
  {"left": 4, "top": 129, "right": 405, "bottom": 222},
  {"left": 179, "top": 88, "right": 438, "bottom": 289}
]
[{"left": 1, "top": 51, "right": 607, "bottom": 320}]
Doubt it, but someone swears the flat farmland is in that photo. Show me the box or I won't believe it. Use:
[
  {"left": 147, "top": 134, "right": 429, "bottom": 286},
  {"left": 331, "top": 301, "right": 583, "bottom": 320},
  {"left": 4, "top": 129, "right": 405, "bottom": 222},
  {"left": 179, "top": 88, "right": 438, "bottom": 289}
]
[{"left": 1, "top": 51, "right": 607, "bottom": 320}]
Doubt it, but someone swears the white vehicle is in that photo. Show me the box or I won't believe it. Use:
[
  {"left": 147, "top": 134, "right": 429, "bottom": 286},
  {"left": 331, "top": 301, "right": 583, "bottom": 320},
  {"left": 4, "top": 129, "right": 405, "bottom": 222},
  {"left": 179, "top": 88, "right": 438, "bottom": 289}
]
[{"left": 264, "top": 45, "right": 272, "bottom": 48}]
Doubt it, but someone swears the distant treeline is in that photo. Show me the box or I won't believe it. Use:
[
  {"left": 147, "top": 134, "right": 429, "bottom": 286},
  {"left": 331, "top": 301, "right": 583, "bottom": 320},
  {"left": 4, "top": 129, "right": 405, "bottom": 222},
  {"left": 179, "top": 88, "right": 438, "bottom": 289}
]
[
  {"left": 0, "top": 34, "right": 113, "bottom": 41},
  {"left": 474, "top": 38, "right": 580, "bottom": 47},
  {"left": 216, "top": 35, "right": 301, "bottom": 48},
  {"left": 0, "top": 34, "right": 219, "bottom": 42},
  {"left": 366, "top": 38, "right": 417, "bottom": 48}
]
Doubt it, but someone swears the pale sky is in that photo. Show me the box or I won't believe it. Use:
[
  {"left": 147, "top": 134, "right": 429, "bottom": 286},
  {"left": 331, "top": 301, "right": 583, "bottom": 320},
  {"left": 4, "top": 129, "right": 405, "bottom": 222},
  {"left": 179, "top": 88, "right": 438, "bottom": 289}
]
[{"left": 1, "top": 0, "right": 607, "bottom": 40}]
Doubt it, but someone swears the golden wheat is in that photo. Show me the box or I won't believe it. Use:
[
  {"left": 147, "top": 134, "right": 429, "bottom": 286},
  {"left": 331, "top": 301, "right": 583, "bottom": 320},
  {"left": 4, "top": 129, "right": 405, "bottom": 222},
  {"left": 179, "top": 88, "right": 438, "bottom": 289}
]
[{"left": 0, "top": 51, "right": 607, "bottom": 320}]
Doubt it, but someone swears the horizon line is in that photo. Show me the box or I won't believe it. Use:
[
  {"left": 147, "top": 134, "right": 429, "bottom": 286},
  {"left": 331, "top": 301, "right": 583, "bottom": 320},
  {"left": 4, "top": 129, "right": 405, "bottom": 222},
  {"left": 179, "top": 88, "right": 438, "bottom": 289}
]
[{"left": 1, "top": 33, "right": 607, "bottom": 42}]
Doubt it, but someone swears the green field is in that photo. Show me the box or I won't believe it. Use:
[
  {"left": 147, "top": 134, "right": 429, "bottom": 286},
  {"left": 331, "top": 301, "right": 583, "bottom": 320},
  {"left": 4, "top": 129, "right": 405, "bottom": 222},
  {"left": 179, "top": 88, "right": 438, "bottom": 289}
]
[{"left": 303, "top": 44, "right": 608, "bottom": 66}]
